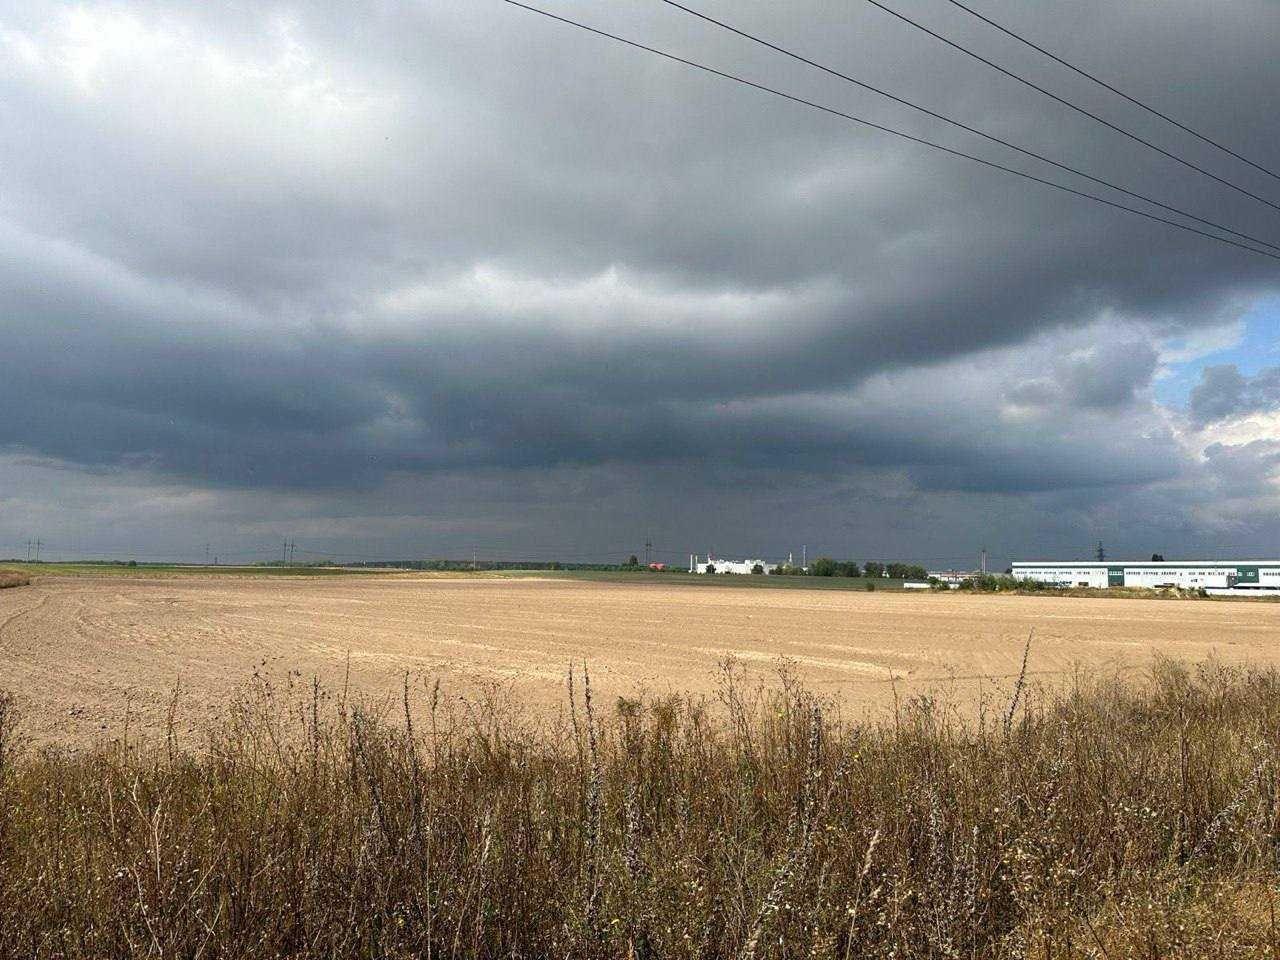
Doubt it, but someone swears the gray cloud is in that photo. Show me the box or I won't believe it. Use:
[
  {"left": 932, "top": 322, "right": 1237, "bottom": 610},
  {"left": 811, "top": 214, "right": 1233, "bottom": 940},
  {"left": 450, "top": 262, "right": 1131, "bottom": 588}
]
[
  {"left": 2, "top": 0, "right": 1279, "bottom": 561},
  {"left": 1189, "top": 364, "right": 1280, "bottom": 426}
]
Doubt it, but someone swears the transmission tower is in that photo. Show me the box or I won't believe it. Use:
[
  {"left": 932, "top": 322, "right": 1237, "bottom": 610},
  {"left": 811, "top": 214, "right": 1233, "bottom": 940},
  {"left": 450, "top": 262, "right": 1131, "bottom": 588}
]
[{"left": 1095, "top": 541, "right": 1106, "bottom": 562}]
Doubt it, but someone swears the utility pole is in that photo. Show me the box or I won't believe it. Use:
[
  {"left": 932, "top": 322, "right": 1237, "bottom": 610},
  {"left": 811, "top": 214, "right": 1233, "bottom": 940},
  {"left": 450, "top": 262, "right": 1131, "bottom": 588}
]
[
  {"left": 645, "top": 540, "right": 652, "bottom": 567},
  {"left": 1095, "top": 541, "right": 1106, "bottom": 563},
  {"left": 205, "top": 543, "right": 210, "bottom": 565},
  {"left": 980, "top": 546, "right": 988, "bottom": 575},
  {"left": 25, "top": 539, "right": 31, "bottom": 562},
  {"left": 283, "top": 540, "right": 289, "bottom": 566},
  {"left": 34, "top": 539, "right": 41, "bottom": 563}
]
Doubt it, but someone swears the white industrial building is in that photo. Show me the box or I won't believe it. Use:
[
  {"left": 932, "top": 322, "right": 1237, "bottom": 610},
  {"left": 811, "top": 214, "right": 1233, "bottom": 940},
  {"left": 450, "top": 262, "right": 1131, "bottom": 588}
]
[
  {"left": 690, "top": 554, "right": 776, "bottom": 575},
  {"left": 1012, "top": 560, "right": 1280, "bottom": 594}
]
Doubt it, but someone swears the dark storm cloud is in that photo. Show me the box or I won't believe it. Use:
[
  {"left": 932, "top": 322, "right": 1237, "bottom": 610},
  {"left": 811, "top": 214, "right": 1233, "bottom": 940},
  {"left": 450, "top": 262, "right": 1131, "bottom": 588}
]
[{"left": 2, "top": 0, "right": 1279, "bottom": 557}]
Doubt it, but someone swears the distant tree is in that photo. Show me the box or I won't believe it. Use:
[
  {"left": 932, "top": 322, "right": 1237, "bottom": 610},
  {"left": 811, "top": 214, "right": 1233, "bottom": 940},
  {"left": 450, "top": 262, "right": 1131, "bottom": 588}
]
[
  {"left": 835, "top": 561, "right": 861, "bottom": 578},
  {"left": 809, "top": 557, "right": 837, "bottom": 577},
  {"left": 626, "top": 555, "right": 639, "bottom": 568},
  {"left": 704, "top": 564, "right": 716, "bottom": 575},
  {"left": 863, "top": 561, "right": 885, "bottom": 579},
  {"left": 1151, "top": 553, "right": 1165, "bottom": 562},
  {"left": 751, "top": 563, "right": 765, "bottom": 575}
]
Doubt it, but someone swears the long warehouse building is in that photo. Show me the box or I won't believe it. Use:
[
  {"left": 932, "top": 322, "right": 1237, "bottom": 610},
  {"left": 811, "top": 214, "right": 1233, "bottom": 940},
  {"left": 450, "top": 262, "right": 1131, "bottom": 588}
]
[{"left": 1012, "top": 560, "right": 1280, "bottom": 593}]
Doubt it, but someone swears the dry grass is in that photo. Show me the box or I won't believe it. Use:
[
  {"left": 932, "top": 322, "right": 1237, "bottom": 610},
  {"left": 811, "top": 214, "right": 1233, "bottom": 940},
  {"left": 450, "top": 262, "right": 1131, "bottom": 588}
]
[
  {"left": 0, "top": 570, "right": 30, "bottom": 589},
  {"left": 1, "top": 657, "right": 1279, "bottom": 958}
]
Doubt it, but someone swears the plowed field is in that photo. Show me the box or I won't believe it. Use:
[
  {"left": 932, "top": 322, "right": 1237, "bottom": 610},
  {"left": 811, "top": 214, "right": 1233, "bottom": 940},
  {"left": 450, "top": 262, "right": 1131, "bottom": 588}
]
[{"left": 3, "top": 574, "right": 1278, "bottom": 744}]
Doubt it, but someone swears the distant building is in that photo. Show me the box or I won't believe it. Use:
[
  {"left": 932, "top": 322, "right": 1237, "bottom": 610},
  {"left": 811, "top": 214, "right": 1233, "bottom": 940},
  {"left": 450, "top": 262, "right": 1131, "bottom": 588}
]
[
  {"left": 1012, "top": 560, "right": 1280, "bottom": 593},
  {"left": 690, "top": 554, "right": 775, "bottom": 575},
  {"left": 928, "top": 570, "right": 980, "bottom": 587}
]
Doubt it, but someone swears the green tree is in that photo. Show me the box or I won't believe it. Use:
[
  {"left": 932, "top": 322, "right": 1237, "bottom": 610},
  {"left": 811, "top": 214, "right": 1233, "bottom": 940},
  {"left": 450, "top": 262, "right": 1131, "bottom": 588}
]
[
  {"left": 809, "top": 557, "right": 837, "bottom": 577},
  {"left": 863, "top": 561, "right": 884, "bottom": 579},
  {"left": 751, "top": 563, "right": 765, "bottom": 575}
]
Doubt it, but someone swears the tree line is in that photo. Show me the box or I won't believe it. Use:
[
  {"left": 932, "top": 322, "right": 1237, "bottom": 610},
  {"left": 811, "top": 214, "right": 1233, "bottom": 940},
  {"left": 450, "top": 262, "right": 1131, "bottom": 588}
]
[
  {"left": 697, "top": 559, "right": 928, "bottom": 579},
  {"left": 800, "top": 558, "right": 928, "bottom": 580}
]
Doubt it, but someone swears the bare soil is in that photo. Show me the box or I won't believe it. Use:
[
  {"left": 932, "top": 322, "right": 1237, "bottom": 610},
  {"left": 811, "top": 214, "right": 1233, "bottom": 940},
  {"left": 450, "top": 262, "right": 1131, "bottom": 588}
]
[{"left": 3, "top": 574, "right": 1279, "bottom": 744}]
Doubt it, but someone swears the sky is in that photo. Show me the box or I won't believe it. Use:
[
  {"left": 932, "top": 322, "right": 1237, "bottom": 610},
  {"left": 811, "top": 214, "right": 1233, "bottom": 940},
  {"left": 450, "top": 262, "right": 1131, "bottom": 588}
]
[{"left": 2, "top": 0, "right": 1279, "bottom": 568}]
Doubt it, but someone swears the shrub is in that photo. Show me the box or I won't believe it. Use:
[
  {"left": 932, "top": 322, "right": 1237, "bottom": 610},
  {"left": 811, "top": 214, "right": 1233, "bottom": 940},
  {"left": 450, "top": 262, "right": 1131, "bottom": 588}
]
[
  {"left": 959, "top": 574, "right": 1024, "bottom": 592},
  {"left": 0, "top": 570, "right": 30, "bottom": 589}
]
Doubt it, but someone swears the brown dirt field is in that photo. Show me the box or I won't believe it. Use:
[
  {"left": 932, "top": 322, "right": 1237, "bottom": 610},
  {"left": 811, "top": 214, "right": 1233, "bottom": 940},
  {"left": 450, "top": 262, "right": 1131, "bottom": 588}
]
[{"left": 2, "top": 574, "right": 1279, "bottom": 745}]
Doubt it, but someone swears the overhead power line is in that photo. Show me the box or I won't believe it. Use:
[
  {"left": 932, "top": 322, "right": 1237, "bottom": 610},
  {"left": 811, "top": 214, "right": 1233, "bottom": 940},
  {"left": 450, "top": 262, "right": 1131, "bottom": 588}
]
[
  {"left": 858, "top": 0, "right": 1280, "bottom": 215},
  {"left": 942, "top": 0, "right": 1280, "bottom": 185},
  {"left": 497, "top": 0, "right": 1280, "bottom": 262},
  {"left": 656, "top": 0, "right": 1280, "bottom": 253}
]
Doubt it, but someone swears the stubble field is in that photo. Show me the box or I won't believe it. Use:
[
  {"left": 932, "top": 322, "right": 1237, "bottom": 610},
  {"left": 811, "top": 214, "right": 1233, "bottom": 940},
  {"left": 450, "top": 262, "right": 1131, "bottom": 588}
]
[{"left": 3, "top": 572, "right": 1279, "bottom": 745}]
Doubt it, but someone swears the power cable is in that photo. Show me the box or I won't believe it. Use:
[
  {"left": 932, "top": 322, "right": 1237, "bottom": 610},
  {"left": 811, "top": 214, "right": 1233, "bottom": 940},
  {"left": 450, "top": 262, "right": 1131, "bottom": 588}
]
[
  {"left": 496, "top": 0, "right": 1280, "bottom": 262},
  {"left": 941, "top": 0, "right": 1280, "bottom": 185},
  {"left": 656, "top": 0, "right": 1280, "bottom": 252},
  {"left": 858, "top": 0, "right": 1280, "bottom": 214}
]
